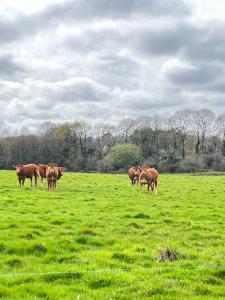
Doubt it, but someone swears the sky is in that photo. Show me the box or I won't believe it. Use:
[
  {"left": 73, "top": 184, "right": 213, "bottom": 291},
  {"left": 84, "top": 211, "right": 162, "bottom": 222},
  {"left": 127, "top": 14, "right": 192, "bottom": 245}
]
[{"left": 0, "top": 0, "right": 225, "bottom": 131}]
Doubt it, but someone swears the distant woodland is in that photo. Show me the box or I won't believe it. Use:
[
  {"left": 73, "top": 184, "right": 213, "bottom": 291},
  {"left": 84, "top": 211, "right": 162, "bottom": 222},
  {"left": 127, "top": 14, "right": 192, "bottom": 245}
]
[{"left": 1, "top": 109, "right": 225, "bottom": 173}]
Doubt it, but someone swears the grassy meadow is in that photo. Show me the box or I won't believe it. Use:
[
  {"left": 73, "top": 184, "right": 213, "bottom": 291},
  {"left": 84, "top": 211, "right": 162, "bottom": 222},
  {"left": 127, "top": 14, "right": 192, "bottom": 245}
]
[{"left": 0, "top": 171, "right": 225, "bottom": 299}]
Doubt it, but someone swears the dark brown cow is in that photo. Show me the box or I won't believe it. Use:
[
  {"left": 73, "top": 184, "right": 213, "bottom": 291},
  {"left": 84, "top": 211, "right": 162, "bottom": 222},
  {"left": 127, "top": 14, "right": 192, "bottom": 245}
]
[
  {"left": 46, "top": 163, "right": 58, "bottom": 190},
  {"left": 36, "top": 164, "right": 48, "bottom": 182},
  {"left": 128, "top": 167, "right": 141, "bottom": 185},
  {"left": 13, "top": 164, "right": 40, "bottom": 187},
  {"left": 139, "top": 167, "right": 159, "bottom": 194}
]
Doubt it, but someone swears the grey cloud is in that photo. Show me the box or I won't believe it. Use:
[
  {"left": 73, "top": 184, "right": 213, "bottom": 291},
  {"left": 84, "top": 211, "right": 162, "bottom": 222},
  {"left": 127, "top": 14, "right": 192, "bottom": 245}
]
[
  {"left": 1, "top": 0, "right": 225, "bottom": 129},
  {"left": 42, "top": 0, "right": 189, "bottom": 22},
  {"left": 0, "top": 56, "right": 25, "bottom": 79},
  {"left": 135, "top": 27, "right": 184, "bottom": 56},
  {"left": 165, "top": 63, "right": 223, "bottom": 86},
  {"left": 181, "top": 22, "right": 225, "bottom": 63},
  {"left": 0, "top": 0, "right": 189, "bottom": 46}
]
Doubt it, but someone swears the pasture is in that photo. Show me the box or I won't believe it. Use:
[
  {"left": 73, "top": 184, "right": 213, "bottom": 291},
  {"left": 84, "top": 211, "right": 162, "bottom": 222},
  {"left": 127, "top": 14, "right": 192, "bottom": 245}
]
[{"left": 0, "top": 171, "right": 225, "bottom": 299}]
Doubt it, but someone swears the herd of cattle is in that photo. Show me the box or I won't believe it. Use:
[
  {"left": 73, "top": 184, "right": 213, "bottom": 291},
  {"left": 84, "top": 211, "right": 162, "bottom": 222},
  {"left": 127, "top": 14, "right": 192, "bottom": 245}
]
[
  {"left": 128, "top": 164, "right": 159, "bottom": 194},
  {"left": 13, "top": 163, "right": 65, "bottom": 190},
  {"left": 12, "top": 162, "right": 158, "bottom": 193}
]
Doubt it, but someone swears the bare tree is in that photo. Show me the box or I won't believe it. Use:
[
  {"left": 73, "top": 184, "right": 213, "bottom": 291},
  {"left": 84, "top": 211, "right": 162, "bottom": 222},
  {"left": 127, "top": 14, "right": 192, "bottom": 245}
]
[
  {"left": 217, "top": 114, "right": 225, "bottom": 141},
  {"left": 0, "top": 119, "right": 10, "bottom": 137},
  {"left": 117, "top": 118, "right": 135, "bottom": 143},
  {"left": 169, "top": 110, "right": 192, "bottom": 159},
  {"left": 191, "top": 109, "right": 216, "bottom": 153},
  {"left": 71, "top": 121, "right": 91, "bottom": 158}
]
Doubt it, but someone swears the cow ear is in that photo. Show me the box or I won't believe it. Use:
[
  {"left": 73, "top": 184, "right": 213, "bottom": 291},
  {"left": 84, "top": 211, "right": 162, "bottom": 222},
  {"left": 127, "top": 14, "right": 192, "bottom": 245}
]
[{"left": 54, "top": 163, "right": 57, "bottom": 167}]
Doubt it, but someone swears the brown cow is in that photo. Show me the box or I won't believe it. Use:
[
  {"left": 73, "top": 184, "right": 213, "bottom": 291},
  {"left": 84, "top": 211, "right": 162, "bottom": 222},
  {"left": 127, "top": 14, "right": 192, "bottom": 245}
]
[
  {"left": 46, "top": 163, "right": 58, "bottom": 190},
  {"left": 139, "top": 167, "right": 159, "bottom": 194},
  {"left": 128, "top": 167, "right": 141, "bottom": 185},
  {"left": 57, "top": 167, "right": 65, "bottom": 180},
  {"left": 13, "top": 164, "right": 40, "bottom": 187},
  {"left": 36, "top": 164, "right": 48, "bottom": 182}
]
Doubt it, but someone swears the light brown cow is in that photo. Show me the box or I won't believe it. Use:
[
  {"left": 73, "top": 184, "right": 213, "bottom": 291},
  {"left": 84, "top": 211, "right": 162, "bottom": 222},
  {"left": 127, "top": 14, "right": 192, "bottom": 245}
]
[
  {"left": 46, "top": 163, "right": 59, "bottom": 190},
  {"left": 128, "top": 167, "right": 141, "bottom": 185},
  {"left": 57, "top": 167, "right": 65, "bottom": 180},
  {"left": 13, "top": 163, "right": 40, "bottom": 187},
  {"left": 36, "top": 164, "right": 48, "bottom": 182},
  {"left": 139, "top": 167, "right": 159, "bottom": 194}
]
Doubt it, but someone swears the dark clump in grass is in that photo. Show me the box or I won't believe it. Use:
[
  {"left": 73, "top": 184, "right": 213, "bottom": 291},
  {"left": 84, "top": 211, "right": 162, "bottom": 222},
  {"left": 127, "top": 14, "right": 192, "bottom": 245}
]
[
  {"left": 84, "top": 197, "right": 96, "bottom": 201},
  {"left": 133, "top": 213, "right": 150, "bottom": 219},
  {"left": 136, "top": 247, "right": 146, "bottom": 253},
  {"left": 79, "top": 228, "right": 97, "bottom": 236},
  {"left": 89, "top": 278, "right": 112, "bottom": 289},
  {"left": 76, "top": 236, "right": 88, "bottom": 245},
  {"left": 157, "top": 246, "right": 178, "bottom": 262},
  {"left": 5, "top": 258, "right": 22, "bottom": 268},
  {"left": 0, "top": 243, "right": 5, "bottom": 254},
  {"left": 43, "top": 272, "right": 82, "bottom": 283},
  {"left": 129, "top": 222, "right": 143, "bottom": 229},
  {"left": 51, "top": 220, "right": 65, "bottom": 225},
  {"left": 0, "top": 290, "right": 8, "bottom": 298},
  {"left": 214, "top": 270, "right": 225, "bottom": 279},
  {"left": 21, "top": 233, "right": 33, "bottom": 240},
  {"left": 112, "top": 252, "right": 133, "bottom": 263},
  {"left": 28, "top": 243, "right": 47, "bottom": 254},
  {"left": 8, "top": 224, "right": 18, "bottom": 229},
  {"left": 147, "top": 287, "right": 166, "bottom": 296},
  {"left": 35, "top": 291, "right": 50, "bottom": 299},
  {"left": 194, "top": 285, "right": 212, "bottom": 296},
  {"left": 203, "top": 277, "right": 222, "bottom": 286}
]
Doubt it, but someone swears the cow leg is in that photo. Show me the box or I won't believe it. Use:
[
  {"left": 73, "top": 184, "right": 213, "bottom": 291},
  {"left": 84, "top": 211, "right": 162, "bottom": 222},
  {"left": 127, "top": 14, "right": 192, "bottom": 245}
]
[
  {"left": 147, "top": 183, "right": 150, "bottom": 194},
  {"left": 19, "top": 179, "right": 22, "bottom": 187},
  {"left": 22, "top": 178, "right": 25, "bottom": 186},
  {"left": 35, "top": 176, "right": 37, "bottom": 187},
  {"left": 154, "top": 180, "right": 158, "bottom": 195},
  {"left": 30, "top": 177, "right": 33, "bottom": 187}
]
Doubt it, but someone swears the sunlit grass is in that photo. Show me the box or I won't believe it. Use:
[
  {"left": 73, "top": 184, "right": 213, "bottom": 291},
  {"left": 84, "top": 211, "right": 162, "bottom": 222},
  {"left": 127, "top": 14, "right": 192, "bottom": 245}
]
[{"left": 0, "top": 171, "right": 225, "bottom": 299}]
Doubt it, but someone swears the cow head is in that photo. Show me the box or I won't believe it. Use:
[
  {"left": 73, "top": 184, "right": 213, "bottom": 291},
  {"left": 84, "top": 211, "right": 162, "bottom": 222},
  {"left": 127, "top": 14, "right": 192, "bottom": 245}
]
[
  {"left": 57, "top": 167, "right": 65, "bottom": 180},
  {"left": 14, "top": 164, "right": 23, "bottom": 175},
  {"left": 48, "top": 163, "right": 57, "bottom": 168}
]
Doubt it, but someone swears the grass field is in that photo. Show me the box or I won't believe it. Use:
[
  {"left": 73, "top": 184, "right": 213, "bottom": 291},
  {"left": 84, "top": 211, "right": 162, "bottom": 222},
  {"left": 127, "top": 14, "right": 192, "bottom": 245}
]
[{"left": 0, "top": 171, "right": 225, "bottom": 299}]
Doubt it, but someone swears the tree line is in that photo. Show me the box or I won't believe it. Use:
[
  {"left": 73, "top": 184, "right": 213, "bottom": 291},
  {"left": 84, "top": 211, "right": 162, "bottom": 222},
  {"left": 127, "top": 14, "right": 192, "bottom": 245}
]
[{"left": 1, "top": 109, "right": 225, "bottom": 173}]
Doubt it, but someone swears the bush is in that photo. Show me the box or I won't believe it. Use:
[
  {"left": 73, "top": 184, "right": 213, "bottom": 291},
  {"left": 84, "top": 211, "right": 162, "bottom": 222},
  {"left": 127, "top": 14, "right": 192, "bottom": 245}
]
[{"left": 103, "top": 144, "right": 140, "bottom": 170}]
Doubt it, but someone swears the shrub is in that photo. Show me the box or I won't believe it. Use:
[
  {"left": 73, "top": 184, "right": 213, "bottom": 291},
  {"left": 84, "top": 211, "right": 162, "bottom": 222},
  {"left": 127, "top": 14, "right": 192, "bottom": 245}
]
[{"left": 103, "top": 144, "right": 140, "bottom": 170}]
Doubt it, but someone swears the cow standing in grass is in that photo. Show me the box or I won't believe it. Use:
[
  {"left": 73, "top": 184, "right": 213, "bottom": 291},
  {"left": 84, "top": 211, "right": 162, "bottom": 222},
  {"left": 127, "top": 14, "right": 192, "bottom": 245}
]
[
  {"left": 37, "top": 164, "right": 65, "bottom": 182},
  {"left": 36, "top": 164, "right": 48, "bottom": 182},
  {"left": 13, "top": 164, "right": 40, "bottom": 187},
  {"left": 128, "top": 167, "right": 140, "bottom": 185},
  {"left": 46, "top": 163, "right": 59, "bottom": 190},
  {"left": 139, "top": 167, "right": 158, "bottom": 194}
]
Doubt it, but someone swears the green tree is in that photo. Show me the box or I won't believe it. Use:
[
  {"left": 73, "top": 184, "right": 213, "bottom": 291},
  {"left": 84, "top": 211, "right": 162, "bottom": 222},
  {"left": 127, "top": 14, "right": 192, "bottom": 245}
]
[{"left": 105, "top": 144, "right": 140, "bottom": 170}]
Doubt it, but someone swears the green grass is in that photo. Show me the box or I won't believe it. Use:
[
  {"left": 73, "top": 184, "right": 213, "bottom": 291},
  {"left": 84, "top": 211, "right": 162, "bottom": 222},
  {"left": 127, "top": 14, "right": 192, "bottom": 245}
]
[{"left": 0, "top": 171, "right": 225, "bottom": 299}]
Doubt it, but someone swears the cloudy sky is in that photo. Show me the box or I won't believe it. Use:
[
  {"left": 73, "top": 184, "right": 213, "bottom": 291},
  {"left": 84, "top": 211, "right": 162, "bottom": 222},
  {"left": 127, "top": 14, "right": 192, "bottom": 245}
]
[{"left": 0, "top": 0, "right": 225, "bottom": 131}]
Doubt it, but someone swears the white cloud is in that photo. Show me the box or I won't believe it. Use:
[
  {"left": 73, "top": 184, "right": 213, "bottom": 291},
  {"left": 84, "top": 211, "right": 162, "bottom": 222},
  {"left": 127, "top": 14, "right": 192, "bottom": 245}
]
[{"left": 0, "top": 0, "right": 225, "bottom": 131}]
